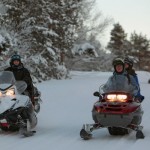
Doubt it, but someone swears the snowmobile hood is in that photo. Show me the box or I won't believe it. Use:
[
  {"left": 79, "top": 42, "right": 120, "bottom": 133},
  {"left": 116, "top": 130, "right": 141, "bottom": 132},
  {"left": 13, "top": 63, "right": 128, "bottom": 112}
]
[{"left": 0, "top": 97, "right": 16, "bottom": 114}]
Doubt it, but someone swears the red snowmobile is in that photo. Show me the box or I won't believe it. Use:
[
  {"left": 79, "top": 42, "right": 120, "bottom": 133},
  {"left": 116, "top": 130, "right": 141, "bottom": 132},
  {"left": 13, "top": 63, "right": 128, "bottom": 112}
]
[{"left": 80, "top": 86, "right": 144, "bottom": 140}]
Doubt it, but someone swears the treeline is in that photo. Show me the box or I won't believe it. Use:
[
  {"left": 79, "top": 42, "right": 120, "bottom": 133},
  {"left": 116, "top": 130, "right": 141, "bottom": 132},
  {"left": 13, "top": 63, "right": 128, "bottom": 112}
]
[{"left": 107, "top": 23, "right": 150, "bottom": 70}]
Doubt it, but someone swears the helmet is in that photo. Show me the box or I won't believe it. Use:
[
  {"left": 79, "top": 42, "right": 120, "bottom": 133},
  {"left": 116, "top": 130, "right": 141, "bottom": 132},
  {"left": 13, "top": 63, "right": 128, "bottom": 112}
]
[
  {"left": 10, "top": 54, "right": 21, "bottom": 67},
  {"left": 124, "top": 57, "right": 133, "bottom": 66},
  {"left": 112, "top": 58, "right": 124, "bottom": 66},
  {"left": 10, "top": 54, "right": 21, "bottom": 62}
]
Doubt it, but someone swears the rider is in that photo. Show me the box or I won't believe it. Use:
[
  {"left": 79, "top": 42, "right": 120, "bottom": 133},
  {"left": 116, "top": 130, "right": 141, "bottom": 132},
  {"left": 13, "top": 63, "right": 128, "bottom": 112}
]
[
  {"left": 102, "top": 58, "right": 139, "bottom": 97},
  {"left": 124, "top": 57, "right": 144, "bottom": 102},
  {"left": 5, "top": 54, "right": 35, "bottom": 106}
]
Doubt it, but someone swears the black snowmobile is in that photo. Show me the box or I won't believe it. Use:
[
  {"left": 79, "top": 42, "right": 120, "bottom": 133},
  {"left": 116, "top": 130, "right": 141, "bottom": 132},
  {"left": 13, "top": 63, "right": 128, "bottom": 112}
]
[{"left": 0, "top": 71, "right": 38, "bottom": 137}]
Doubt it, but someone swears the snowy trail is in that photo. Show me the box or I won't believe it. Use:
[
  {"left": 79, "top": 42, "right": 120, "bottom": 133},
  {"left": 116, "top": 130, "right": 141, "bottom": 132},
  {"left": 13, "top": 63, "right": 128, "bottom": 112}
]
[{"left": 0, "top": 71, "right": 150, "bottom": 150}]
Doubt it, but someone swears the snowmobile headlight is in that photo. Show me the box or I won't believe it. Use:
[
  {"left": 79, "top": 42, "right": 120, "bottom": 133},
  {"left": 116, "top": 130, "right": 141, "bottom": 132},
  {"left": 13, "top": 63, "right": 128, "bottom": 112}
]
[
  {"left": 107, "top": 94, "right": 116, "bottom": 101},
  {"left": 6, "top": 89, "right": 15, "bottom": 96},
  {"left": 107, "top": 94, "right": 127, "bottom": 102},
  {"left": 116, "top": 94, "right": 127, "bottom": 102}
]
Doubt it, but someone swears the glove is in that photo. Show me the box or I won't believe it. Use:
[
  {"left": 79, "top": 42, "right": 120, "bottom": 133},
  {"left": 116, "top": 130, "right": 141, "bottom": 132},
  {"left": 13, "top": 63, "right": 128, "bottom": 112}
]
[
  {"left": 140, "top": 95, "right": 145, "bottom": 101},
  {"left": 134, "top": 95, "right": 144, "bottom": 103}
]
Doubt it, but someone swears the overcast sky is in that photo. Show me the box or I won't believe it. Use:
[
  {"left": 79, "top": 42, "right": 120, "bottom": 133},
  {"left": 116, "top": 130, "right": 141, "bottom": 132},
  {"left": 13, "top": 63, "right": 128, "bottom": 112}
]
[{"left": 95, "top": 0, "right": 150, "bottom": 45}]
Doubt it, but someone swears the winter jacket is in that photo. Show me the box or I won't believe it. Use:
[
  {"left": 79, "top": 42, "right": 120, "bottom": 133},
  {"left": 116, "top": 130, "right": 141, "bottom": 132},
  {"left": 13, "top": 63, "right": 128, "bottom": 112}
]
[
  {"left": 5, "top": 63, "right": 34, "bottom": 102},
  {"left": 102, "top": 71, "right": 139, "bottom": 96},
  {"left": 126, "top": 68, "right": 144, "bottom": 101}
]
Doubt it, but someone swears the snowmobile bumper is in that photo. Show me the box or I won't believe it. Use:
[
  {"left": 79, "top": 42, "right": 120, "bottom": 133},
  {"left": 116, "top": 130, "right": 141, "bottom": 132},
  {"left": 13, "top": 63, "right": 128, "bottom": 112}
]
[{"left": 93, "top": 108, "right": 143, "bottom": 127}]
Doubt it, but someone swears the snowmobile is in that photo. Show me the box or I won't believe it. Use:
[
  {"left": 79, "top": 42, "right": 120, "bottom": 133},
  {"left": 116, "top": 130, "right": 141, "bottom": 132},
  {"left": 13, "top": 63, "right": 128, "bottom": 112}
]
[
  {"left": 80, "top": 85, "right": 145, "bottom": 140},
  {"left": 0, "top": 71, "right": 37, "bottom": 137}
]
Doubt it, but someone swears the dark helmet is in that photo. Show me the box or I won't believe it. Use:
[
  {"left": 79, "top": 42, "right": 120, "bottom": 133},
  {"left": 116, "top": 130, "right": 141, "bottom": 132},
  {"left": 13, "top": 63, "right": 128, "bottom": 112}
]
[
  {"left": 10, "top": 54, "right": 22, "bottom": 67},
  {"left": 124, "top": 57, "right": 133, "bottom": 66},
  {"left": 112, "top": 58, "right": 124, "bottom": 66},
  {"left": 10, "top": 54, "right": 21, "bottom": 62}
]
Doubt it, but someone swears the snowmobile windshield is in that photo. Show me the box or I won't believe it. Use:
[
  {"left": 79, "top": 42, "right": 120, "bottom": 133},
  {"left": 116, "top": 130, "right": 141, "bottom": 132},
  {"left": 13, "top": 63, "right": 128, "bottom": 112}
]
[
  {"left": 0, "top": 71, "right": 27, "bottom": 94},
  {"left": 101, "top": 74, "right": 138, "bottom": 96},
  {"left": 15, "top": 81, "right": 27, "bottom": 94},
  {"left": 0, "top": 71, "right": 16, "bottom": 85}
]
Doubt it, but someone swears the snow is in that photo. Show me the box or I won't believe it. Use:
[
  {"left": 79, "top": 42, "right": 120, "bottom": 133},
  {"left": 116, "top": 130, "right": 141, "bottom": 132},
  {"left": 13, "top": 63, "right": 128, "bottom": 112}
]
[
  {"left": 0, "top": 34, "right": 5, "bottom": 44},
  {"left": 0, "top": 4, "right": 7, "bottom": 14},
  {"left": 0, "top": 71, "right": 150, "bottom": 150}
]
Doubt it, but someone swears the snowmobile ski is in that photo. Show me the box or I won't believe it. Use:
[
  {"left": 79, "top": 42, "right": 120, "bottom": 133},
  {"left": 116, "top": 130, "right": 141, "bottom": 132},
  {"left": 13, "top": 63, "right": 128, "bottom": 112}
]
[
  {"left": 22, "top": 130, "right": 36, "bottom": 137},
  {"left": 136, "top": 130, "right": 145, "bottom": 139},
  {"left": 80, "top": 129, "right": 92, "bottom": 140}
]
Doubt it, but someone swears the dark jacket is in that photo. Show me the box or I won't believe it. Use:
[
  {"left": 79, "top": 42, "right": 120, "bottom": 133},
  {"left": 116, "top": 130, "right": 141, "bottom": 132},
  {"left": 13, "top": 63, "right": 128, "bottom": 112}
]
[
  {"left": 5, "top": 63, "right": 34, "bottom": 99},
  {"left": 126, "top": 67, "right": 144, "bottom": 101},
  {"left": 126, "top": 67, "right": 136, "bottom": 76}
]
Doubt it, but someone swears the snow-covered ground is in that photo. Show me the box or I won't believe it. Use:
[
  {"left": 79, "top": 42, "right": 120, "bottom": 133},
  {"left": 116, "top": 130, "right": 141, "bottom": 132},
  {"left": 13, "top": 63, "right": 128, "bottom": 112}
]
[{"left": 0, "top": 71, "right": 150, "bottom": 150}]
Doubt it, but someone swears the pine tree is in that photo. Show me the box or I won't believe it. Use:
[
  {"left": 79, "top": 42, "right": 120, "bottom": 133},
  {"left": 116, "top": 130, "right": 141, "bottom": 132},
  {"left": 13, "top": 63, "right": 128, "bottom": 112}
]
[
  {"left": 130, "top": 31, "right": 150, "bottom": 69},
  {"left": 107, "top": 23, "right": 127, "bottom": 56}
]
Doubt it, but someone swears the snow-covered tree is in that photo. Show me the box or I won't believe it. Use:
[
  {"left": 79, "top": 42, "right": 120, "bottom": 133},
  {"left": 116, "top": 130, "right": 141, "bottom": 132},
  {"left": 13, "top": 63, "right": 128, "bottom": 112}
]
[{"left": 0, "top": 0, "right": 84, "bottom": 81}]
